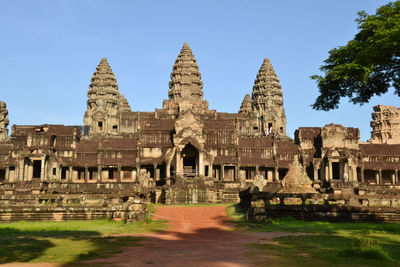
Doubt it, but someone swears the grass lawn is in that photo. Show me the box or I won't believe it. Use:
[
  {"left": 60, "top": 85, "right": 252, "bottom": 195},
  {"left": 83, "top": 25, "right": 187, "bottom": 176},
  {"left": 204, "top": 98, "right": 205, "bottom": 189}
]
[
  {"left": 0, "top": 218, "right": 167, "bottom": 265},
  {"left": 227, "top": 204, "right": 400, "bottom": 267}
]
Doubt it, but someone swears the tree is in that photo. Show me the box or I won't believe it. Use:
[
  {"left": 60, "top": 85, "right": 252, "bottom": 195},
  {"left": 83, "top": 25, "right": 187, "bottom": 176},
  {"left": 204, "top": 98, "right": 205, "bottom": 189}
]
[{"left": 311, "top": 1, "right": 400, "bottom": 111}]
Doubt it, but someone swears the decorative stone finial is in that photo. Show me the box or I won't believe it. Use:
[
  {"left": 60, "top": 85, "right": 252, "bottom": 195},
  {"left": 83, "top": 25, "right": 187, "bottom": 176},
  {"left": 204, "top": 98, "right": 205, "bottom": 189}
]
[
  {"left": 251, "top": 58, "right": 287, "bottom": 136},
  {"left": 239, "top": 94, "right": 252, "bottom": 114},
  {"left": 0, "top": 100, "right": 9, "bottom": 141}
]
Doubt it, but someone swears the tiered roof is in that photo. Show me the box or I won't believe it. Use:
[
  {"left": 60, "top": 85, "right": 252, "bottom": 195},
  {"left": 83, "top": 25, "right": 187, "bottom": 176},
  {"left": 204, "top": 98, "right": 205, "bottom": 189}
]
[
  {"left": 88, "top": 58, "right": 119, "bottom": 97},
  {"left": 168, "top": 43, "right": 204, "bottom": 102},
  {"left": 251, "top": 58, "right": 284, "bottom": 112},
  {"left": 239, "top": 94, "right": 252, "bottom": 114}
]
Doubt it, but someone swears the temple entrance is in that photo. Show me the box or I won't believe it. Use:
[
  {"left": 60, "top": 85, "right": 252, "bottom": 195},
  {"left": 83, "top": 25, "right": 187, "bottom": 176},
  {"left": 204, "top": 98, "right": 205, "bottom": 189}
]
[
  {"left": 33, "top": 160, "right": 42, "bottom": 179},
  {"left": 182, "top": 143, "right": 198, "bottom": 177}
]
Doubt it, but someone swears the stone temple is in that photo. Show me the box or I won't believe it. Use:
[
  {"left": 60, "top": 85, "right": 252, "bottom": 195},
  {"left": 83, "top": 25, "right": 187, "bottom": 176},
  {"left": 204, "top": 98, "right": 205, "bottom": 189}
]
[{"left": 0, "top": 43, "right": 399, "bottom": 221}]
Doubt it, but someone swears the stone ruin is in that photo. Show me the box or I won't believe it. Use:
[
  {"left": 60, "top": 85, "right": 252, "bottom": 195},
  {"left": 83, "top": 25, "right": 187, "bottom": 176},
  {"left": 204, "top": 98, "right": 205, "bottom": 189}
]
[{"left": 0, "top": 43, "right": 400, "bottom": 222}]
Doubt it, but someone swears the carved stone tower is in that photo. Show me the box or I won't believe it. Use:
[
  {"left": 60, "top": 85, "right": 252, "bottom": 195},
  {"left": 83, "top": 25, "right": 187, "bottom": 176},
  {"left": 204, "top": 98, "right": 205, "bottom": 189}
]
[
  {"left": 369, "top": 105, "right": 400, "bottom": 144},
  {"left": 84, "top": 58, "right": 131, "bottom": 135},
  {"left": 0, "top": 100, "right": 9, "bottom": 141},
  {"left": 239, "top": 94, "right": 252, "bottom": 114},
  {"left": 251, "top": 58, "right": 287, "bottom": 136},
  {"left": 163, "top": 43, "right": 209, "bottom": 114}
]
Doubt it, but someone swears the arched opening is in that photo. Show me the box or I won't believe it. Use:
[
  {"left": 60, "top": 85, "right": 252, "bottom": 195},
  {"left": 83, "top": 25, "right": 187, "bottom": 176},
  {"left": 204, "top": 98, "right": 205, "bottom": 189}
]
[{"left": 182, "top": 143, "right": 198, "bottom": 177}]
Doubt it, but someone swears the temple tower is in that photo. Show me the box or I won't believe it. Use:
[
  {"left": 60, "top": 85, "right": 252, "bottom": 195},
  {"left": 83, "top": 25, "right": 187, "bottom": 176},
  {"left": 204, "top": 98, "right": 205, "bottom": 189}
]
[
  {"left": 369, "top": 105, "right": 400, "bottom": 144},
  {"left": 163, "top": 43, "right": 209, "bottom": 114},
  {"left": 0, "top": 100, "right": 9, "bottom": 141},
  {"left": 84, "top": 58, "right": 130, "bottom": 135},
  {"left": 239, "top": 94, "right": 252, "bottom": 114},
  {"left": 251, "top": 58, "right": 287, "bottom": 136}
]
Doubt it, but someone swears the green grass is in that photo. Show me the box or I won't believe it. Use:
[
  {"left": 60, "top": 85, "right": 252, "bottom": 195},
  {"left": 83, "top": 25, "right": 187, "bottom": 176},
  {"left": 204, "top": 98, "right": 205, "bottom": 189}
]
[
  {"left": 227, "top": 204, "right": 400, "bottom": 266},
  {"left": 0, "top": 219, "right": 167, "bottom": 264}
]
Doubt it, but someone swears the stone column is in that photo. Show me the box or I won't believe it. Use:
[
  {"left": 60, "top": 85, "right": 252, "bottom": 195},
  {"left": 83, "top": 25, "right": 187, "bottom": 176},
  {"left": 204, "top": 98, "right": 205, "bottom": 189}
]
[
  {"left": 313, "top": 165, "right": 318, "bottom": 182},
  {"left": 117, "top": 165, "right": 121, "bottom": 182},
  {"left": 166, "top": 163, "right": 170, "bottom": 179},
  {"left": 361, "top": 166, "right": 365, "bottom": 183},
  {"left": 199, "top": 152, "right": 204, "bottom": 176},
  {"left": 85, "top": 166, "right": 89, "bottom": 183},
  {"left": 98, "top": 165, "right": 102, "bottom": 182},
  {"left": 5, "top": 167, "right": 9, "bottom": 182},
  {"left": 40, "top": 158, "right": 45, "bottom": 180},
  {"left": 392, "top": 171, "right": 396, "bottom": 185},
  {"left": 328, "top": 160, "right": 332, "bottom": 181},
  {"left": 274, "top": 166, "right": 279, "bottom": 182},
  {"left": 221, "top": 164, "right": 225, "bottom": 180},
  {"left": 69, "top": 166, "right": 73, "bottom": 182},
  {"left": 176, "top": 150, "right": 181, "bottom": 175},
  {"left": 153, "top": 164, "right": 159, "bottom": 180},
  {"left": 234, "top": 165, "right": 238, "bottom": 181},
  {"left": 395, "top": 169, "right": 398, "bottom": 185},
  {"left": 376, "top": 169, "right": 381, "bottom": 184}
]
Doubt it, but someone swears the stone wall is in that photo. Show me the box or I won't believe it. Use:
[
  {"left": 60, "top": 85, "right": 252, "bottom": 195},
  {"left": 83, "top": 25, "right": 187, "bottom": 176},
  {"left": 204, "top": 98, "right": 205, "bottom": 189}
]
[{"left": 0, "top": 181, "right": 148, "bottom": 222}]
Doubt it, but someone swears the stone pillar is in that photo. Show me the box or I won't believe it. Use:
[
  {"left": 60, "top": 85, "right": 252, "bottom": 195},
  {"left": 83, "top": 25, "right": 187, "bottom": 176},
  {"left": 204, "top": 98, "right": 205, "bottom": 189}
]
[
  {"left": 361, "top": 166, "right": 365, "bottom": 183},
  {"left": 395, "top": 169, "right": 398, "bottom": 185},
  {"left": 199, "top": 152, "right": 204, "bottom": 176},
  {"left": 176, "top": 150, "right": 181, "bottom": 175},
  {"left": 98, "top": 165, "right": 102, "bottom": 182},
  {"left": 117, "top": 165, "right": 121, "bottom": 182},
  {"left": 5, "top": 167, "right": 9, "bottom": 182},
  {"left": 234, "top": 165, "right": 238, "bottom": 181},
  {"left": 85, "top": 166, "right": 89, "bottom": 183},
  {"left": 274, "top": 166, "right": 279, "bottom": 181},
  {"left": 221, "top": 164, "right": 225, "bottom": 180},
  {"left": 69, "top": 166, "right": 73, "bottom": 182},
  {"left": 166, "top": 163, "right": 170, "bottom": 179},
  {"left": 153, "top": 164, "right": 158, "bottom": 180},
  {"left": 328, "top": 160, "right": 332, "bottom": 181},
  {"left": 376, "top": 169, "right": 381, "bottom": 184},
  {"left": 40, "top": 158, "right": 45, "bottom": 180},
  {"left": 392, "top": 172, "right": 396, "bottom": 185},
  {"left": 313, "top": 165, "right": 318, "bottom": 182}
]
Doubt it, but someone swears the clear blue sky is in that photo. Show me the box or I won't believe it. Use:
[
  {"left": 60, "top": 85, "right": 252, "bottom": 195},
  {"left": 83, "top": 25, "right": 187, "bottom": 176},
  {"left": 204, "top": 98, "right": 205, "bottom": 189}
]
[{"left": 0, "top": 0, "right": 397, "bottom": 141}]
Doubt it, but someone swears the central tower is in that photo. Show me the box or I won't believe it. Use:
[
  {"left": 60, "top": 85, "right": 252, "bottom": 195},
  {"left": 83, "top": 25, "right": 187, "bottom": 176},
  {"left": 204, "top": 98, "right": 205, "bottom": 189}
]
[{"left": 163, "top": 43, "right": 209, "bottom": 114}]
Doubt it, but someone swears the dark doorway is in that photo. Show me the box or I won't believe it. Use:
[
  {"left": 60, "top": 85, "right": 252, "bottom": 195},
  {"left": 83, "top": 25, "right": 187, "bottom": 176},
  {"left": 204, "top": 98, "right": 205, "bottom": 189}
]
[
  {"left": 332, "top": 162, "right": 340, "bottom": 179},
  {"left": 0, "top": 169, "right": 5, "bottom": 181},
  {"left": 182, "top": 143, "right": 198, "bottom": 176},
  {"left": 33, "top": 160, "right": 41, "bottom": 179}
]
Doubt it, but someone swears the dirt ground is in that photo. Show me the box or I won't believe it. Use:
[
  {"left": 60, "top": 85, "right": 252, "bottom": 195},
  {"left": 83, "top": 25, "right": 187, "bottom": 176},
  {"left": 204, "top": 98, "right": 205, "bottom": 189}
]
[
  {"left": 3, "top": 206, "right": 299, "bottom": 267},
  {"left": 87, "top": 206, "right": 299, "bottom": 267}
]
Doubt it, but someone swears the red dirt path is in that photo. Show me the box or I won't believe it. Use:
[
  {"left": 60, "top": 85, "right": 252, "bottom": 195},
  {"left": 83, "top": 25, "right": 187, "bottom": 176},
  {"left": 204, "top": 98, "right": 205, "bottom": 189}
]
[{"left": 89, "top": 206, "right": 299, "bottom": 267}]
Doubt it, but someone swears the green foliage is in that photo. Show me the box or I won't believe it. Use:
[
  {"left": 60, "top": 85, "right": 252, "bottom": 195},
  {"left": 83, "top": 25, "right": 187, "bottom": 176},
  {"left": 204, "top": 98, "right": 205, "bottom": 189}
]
[
  {"left": 312, "top": 1, "right": 400, "bottom": 110},
  {"left": 339, "top": 237, "right": 392, "bottom": 262}
]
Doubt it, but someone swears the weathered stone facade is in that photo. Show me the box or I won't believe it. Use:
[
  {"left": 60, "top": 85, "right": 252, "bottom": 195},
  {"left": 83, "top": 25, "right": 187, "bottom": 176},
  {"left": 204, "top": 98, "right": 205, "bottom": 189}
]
[
  {"left": 370, "top": 105, "right": 400, "bottom": 144},
  {"left": 0, "top": 43, "right": 400, "bottom": 221}
]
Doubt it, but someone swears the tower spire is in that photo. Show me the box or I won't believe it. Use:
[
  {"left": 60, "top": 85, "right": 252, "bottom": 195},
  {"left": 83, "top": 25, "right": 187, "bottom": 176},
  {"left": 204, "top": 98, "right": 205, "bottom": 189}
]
[
  {"left": 239, "top": 94, "right": 252, "bottom": 114},
  {"left": 251, "top": 58, "right": 287, "bottom": 136},
  {"left": 84, "top": 58, "right": 123, "bottom": 135},
  {"left": 163, "top": 43, "right": 209, "bottom": 113}
]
